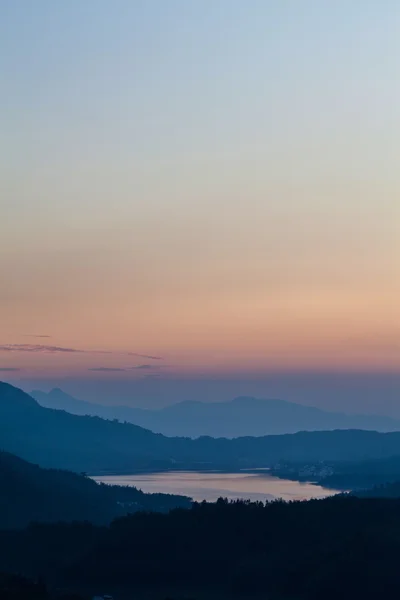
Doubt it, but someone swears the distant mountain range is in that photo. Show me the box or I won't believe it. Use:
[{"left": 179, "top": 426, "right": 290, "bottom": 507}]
[
  {"left": 32, "top": 387, "right": 400, "bottom": 438},
  {"left": 3, "top": 382, "right": 400, "bottom": 473}
]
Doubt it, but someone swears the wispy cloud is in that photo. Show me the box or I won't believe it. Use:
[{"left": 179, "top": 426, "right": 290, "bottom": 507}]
[
  {"left": 24, "top": 334, "right": 52, "bottom": 339},
  {"left": 0, "top": 367, "right": 21, "bottom": 372},
  {"left": 88, "top": 364, "right": 161, "bottom": 373},
  {"left": 0, "top": 344, "right": 163, "bottom": 359},
  {"left": 128, "top": 353, "right": 163, "bottom": 360},
  {"left": 88, "top": 367, "right": 127, "bottom": 372},
  {"left": 0, "top": 344, "right": 82, "bottom": 354}
]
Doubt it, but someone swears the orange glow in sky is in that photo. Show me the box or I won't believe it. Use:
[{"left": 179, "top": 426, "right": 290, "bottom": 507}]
[{"left": 1, "top": 2, "right": 398, "bottom": 379}]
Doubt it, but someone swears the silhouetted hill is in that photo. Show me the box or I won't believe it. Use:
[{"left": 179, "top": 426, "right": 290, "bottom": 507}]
[
  {"left": 1, "top": 382, "right": 175, "bottom": 471},
  {"left": 5, "top": 382, "right": 400, "bottom": 472},
  {"left": 319, "top": 456, "right": 400, "bottom": 491},
  {"left": 153, "top": 395, "right": 400, "bottom": 436},
  {"left": 271, "top": 455, "right": 400, "bottom": 491},
  {"left": 32, "top": 388, "right": 400, "bottom": 438},
  {"left": 0, "top": 450, "right": 116, "bottom": 528},
  {"left": 32, "top": 388, "right": 94, "bottom": 414},
  {"left": 356, "top": 479, "right": 400, "bottom": 498},
  {"left": 32, "top": 387, "right": 148, "bottom": 424},
  {"left": 0, "top": 450, "right": 191, "bottom": 529}
]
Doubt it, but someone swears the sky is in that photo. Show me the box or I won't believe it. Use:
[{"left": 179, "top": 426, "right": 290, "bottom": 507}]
[{"left": 1, "top": 1, "right": 399, "bottom": 411}]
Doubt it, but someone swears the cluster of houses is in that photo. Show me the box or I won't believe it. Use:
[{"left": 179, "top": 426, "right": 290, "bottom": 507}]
[{"left": 273, "top": 461, "right": 334, "bottom": 480}]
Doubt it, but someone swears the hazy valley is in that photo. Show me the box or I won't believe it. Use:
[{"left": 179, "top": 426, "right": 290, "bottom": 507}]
[{"left": 32, "top": 387, "right": 400, "bottom": 438}]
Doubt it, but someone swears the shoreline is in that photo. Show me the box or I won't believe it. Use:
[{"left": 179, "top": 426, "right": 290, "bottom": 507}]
[
  {"left": 90, "top": 468, "right": 343, "bottom": 499},
  {"left": 89, "top": 466, "right": 273, "bottom": 477}
]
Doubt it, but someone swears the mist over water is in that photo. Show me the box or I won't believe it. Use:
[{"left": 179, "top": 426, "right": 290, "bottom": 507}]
[{"left": 94, "top": 470, "right": 339, "bottom": 503}]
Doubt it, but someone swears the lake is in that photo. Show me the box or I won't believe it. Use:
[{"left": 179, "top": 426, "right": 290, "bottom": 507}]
[{"left": 93, "top": 470, "right": 339, "bottom": 502}]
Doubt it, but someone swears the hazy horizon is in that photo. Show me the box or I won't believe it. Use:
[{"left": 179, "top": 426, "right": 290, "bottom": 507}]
[{"left": 2, "top": 370, "right": 397, "bottom": 418}]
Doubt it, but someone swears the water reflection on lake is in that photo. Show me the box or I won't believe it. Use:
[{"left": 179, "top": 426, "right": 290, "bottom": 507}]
[{"left": 93, "top": 470, "right": 339, "bottom": 502}]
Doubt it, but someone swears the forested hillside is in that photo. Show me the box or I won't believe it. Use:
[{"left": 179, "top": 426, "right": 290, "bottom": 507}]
[
  {"left": 2, "top": 496, "right": 400, "bottom": 599},
  {"left": 4, "top": 382, "right": 400, "bottom": 473},
  {"left": 0, "top": 451, "right": 190, "bottom": 529}
]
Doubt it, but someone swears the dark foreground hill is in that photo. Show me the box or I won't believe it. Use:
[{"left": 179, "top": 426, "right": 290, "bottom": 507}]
[
  {"left": 3, "top": 496, "right": 400, "bottom": 599},
  {"left": 32, "top": 388, "right": 400, "bottom": 438},
  {"left": 0, "top": 450, "right": 190, "bottom": 529},
  {"left": 4, "top": 382, "right": 400, "bottom": 472}
]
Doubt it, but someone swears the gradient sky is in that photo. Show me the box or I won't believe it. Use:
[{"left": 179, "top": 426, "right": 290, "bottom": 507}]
[{"left": 1, "top": 1, "right": 399, "bottom": 396}]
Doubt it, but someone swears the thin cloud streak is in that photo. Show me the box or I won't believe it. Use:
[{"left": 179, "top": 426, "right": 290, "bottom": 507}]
[
  {"left": 0, "top": 367, "right": 21, "bottom": 372},
  {"left": 0, "top": 344, "right": 163, "bottom": 359},
  {"left": 128, "top": 353, "right": 163, "bottom": 360},
  {"left": 88, "top": 365, "right": 162, "bottom": 373},
  {"left": 88, "top": 367, "right": 127, "bottom": 372},
  {"left": 0, "top": 344, "right": 81, "bottom": 354},
  {"left": 24, "top": 334, "right": 52, "bottom": 339}
]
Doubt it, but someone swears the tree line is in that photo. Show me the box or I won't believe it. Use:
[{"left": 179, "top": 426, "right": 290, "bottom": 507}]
[{"left": 2, "top": 495, "right": 400, "bottom": 599}]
